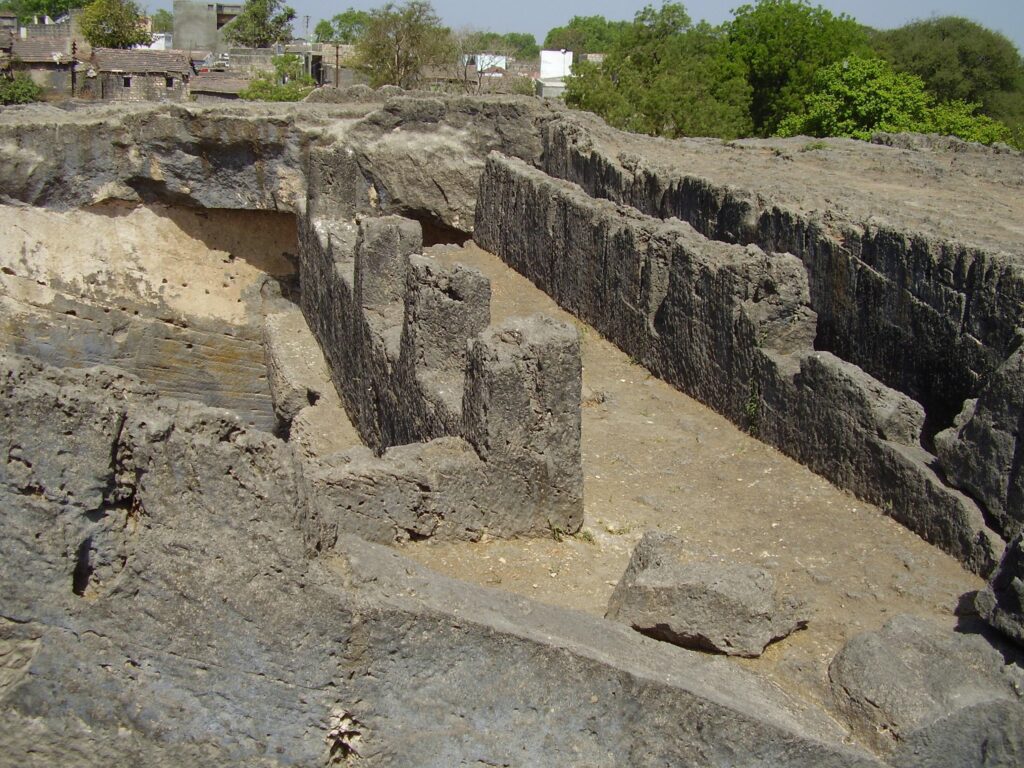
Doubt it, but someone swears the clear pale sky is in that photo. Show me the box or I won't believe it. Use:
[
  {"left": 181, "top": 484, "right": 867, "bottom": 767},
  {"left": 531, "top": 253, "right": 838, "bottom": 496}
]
[{"left": 152, "top": 1, "right": 1024, "bottom": 54}]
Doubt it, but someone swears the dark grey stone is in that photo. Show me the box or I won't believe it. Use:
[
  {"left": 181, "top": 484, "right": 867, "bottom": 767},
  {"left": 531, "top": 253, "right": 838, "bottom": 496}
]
[{"left": 0, "top": 355, "right": 882, "bottom": 767}]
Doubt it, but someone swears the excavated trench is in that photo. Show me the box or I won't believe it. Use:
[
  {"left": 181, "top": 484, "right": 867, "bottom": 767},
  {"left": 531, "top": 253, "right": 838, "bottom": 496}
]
[{"left": 0, "top": 202, "right": 300, "bottom": 434}]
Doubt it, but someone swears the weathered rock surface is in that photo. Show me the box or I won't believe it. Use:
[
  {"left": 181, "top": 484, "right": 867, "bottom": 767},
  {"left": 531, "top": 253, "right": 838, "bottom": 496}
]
[
  {"left": 976, "top": 534, "right": 1024, "bottom": 646},
  {"left": 3, "top": 97, "right": 1020, "bottom": 576},
  {"left": 0, "top": 355, "right": 883, "bottom": 767},
  {"left": 828, "top": 614, "right": 1024, "bottom": 766},
  {"left": 937, "top": 338, "right": 1024, "bottom": 540},
  {"left": 607, "top": 532, "right": 807, "bottom": 657}
]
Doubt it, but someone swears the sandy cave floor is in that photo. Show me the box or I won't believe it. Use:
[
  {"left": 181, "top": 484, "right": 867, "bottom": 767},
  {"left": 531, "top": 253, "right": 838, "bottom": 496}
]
[{"left": 404, "top": 241, "right": 983, "bottom": 707}]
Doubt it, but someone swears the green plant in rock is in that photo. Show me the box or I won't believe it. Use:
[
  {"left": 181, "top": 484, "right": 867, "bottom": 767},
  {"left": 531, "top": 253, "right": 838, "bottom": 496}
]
[{"left": 744, "top": 378, "right": 762, "bottom": 436}]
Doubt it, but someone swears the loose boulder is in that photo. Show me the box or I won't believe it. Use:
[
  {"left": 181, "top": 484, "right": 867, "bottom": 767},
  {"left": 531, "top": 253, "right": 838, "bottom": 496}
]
[{"left": 606, "top": 531, "right": 807, "bottom": 657}]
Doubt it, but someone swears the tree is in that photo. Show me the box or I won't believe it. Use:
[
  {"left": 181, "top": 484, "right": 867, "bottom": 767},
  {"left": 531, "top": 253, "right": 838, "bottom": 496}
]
[
  {"left": 544, "top": 14, "right": 630, "bottom": 53},
  {"left": 776, "top": 56, "right": 1011, "bottom": 145},
  {"left": 355, "top": 0, "right": 451, "bottom": 89},
  {"left": 314, "top": 8, "right": 370, "bottom": 44},
  {"left": 566, "top": 6, "right": 752, "bottom": 140},
  {"left": 80, "top": 0, "right": 151, "bottom": 49},
  {"left": 222, "top": 0, "right": 295, "bottom": 48},
  {"left": 0, "top": 73, "right": 43, "bottom": 105},
  {"left": 500, "top": 32, "right": 539, "bottom": 61},
  {"left": 727, "top": 0, "right": 870, "bottom": 135},
  {"left": 239, "top": 53, "right": 314, "bottom": 100},
  {"left": 151, "top": 8, "right": 173, "bottom": 33},
  {"left": 872, "top": 17, "right": 1024, "bottom": 139}
]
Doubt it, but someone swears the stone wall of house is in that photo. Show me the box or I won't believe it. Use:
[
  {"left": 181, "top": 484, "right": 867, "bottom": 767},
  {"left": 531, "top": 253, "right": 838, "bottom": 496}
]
[{"left": 98, "top": 72, "right": 188, "bottom": 102}]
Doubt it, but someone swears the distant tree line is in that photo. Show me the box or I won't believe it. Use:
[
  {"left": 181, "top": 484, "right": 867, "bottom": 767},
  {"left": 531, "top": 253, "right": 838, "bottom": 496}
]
[{"left": 560, "top": 1, "right": 1024, "bottom": 148}]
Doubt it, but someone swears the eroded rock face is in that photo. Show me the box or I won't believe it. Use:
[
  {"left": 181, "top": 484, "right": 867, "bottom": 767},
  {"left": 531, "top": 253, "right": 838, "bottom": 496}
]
[
  {"left": 937, "top": 339, "right": 1024, "bottom": 541},
  {"left": 828, "top": 614, "right": 1024, "bottom": 766},
  {"left": 0, "top": 355, "right": 882, "bottom": 767},
  {"left": 607, "top": 532, "right": 807, "bottom": 657},
  {"left": 976, "top": 534, "right": 1024, "bottom": 647}
]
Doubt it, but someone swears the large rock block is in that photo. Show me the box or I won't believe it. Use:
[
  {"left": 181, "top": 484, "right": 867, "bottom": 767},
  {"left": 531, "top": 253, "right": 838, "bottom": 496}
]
[
  {"left": 829, "top": 614, "right": 1024, "bottom": 765},
  {"left": 606, "top": 531, "right": 807, "bottom": 657}
]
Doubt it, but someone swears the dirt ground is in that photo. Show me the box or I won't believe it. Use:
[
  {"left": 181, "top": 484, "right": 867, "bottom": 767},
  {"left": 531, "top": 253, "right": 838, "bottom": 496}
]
[{"left": 405, "top": 240, "right": 983, "bottom": 707}]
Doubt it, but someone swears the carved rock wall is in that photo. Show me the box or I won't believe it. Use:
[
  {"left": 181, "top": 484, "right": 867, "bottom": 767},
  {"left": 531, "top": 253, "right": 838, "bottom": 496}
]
[{"left": 475, "top": 153, "right": 1002, "bottom": 574}]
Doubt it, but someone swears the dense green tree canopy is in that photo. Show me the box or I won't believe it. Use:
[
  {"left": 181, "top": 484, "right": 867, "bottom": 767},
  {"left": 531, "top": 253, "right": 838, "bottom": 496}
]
[
  {"left": 776, "top": 55, "right": 1010, "bottom": 145},
  {"left": 313, "top": 8, "right": 370, "bottom": 43},
  {"left": 727, "top": 0, "right": 869, "bottom": 135},
  {"left": 566, "top": 5, "right": 752, "bottom": 140},
  {"left": 355, "top": 0, "right": 451, "bottom": 89},
  {"left": 543, "top": 14, "right": 630, "bottom": 52},
  {"left": 151, "top": 8, "right": 173, "bottom": 33},
  {"left": 222, "top": 0, "right": 296, "bottom": 48},
  {"left": 871, "top": 16, "right": 1024, "bottom": 140},
  {"left": 80, "top": 0, "right": 151, "bottom": 48}
]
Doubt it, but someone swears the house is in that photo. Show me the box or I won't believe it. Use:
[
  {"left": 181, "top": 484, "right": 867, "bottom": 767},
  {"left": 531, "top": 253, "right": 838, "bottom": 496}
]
[
  {"left": 10, "top": 37, "right": 75, "bottom": 93},
  {"left": 87, "top": 48, "right": 193, "bottom": 102},
  {"left": 0, "top": 28, "right": 11, "bottom": 73},
  {"left": 188, "top": 70, "right": 249, "bottom": 102},
  {"left": 462, "top": 52, "right": 507, "bottom": 72}
]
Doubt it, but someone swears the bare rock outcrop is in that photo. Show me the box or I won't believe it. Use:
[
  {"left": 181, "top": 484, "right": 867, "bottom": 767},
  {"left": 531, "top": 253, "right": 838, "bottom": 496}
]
[
  {"left": 0, "top": 355, "right": 883, "bottom": 767},
  {"left": 475, "top": 151, "right": 1002, "bottom": 575},
  {"left": 937, "top": 337, "right": 1024, "bottom": 541},
  {"left": 607, "top": 532, "right": 807, "bottom": 657},
  {"left": 829, "top": 614, "right": 1024, "bottom": 766},
  {"left": 976, "top": 534, "right": 1024, "bottom": 647}
]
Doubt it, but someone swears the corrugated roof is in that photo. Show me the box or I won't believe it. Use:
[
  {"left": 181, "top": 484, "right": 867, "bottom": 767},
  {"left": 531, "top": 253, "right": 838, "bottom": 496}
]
[
  {"left": 91, "top": 47, "right": 192, "bottom": 74},
  {"left": 11, "top": 37, "right": 71, "bottom": 63}
]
